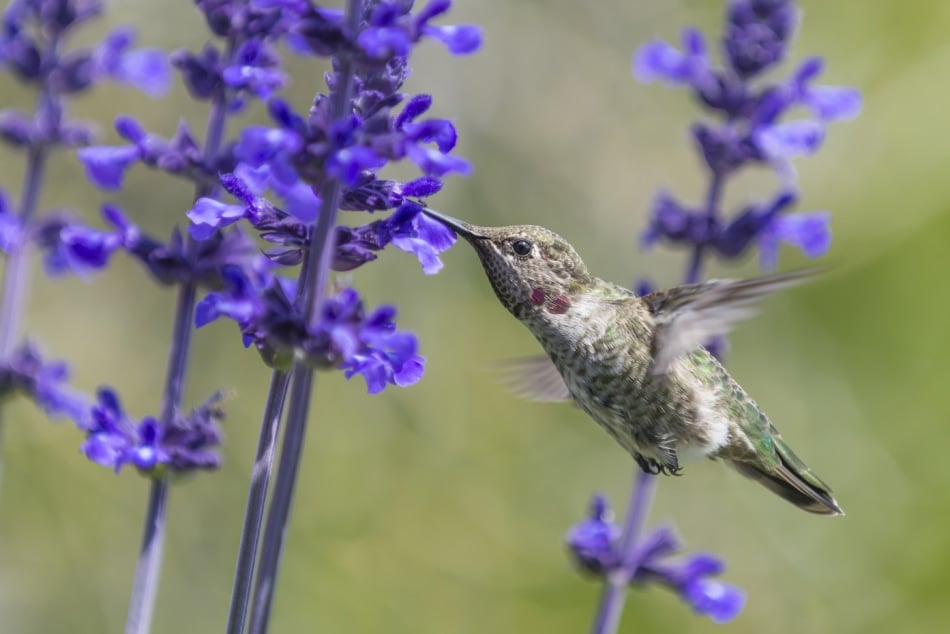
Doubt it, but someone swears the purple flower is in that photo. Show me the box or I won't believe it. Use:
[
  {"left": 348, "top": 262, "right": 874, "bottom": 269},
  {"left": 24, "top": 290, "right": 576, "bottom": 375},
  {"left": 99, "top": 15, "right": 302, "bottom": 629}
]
[
  {"left": 188, "top": 197, "right": 250, "bottom": 240},
  {"left": 195, "top": 265, "right": 268, "bottom": 329},
  {"left": 640, "top": 554, "right": 747, "bottom": 624},
  {"left": 221, "top": 39, "right": 287, "bottom": 99},
  {"left": 80, "top": 388, "right": 223, "bottom": 475},
  {"left": 357, "top": 0, "right": 482, "bottom": 60},
  {"left": 758, "top": 210, "right": 831, "bottom": 270},
  {"left": 387, "top": 203, "right": 457, "bottom": 274},
  {"left": 753, "top": 119, "right": 825, "bottom": 160},
  {"left": 0, "top": 342, "right": 93, "bottom": 427},
  {"left": 565, "top": 494, "right": 745, "bottom": 623},
  {"left": 76, "top": 145, "right": 142, "bottom": 189},
  {"left": 723, "top": 0, "right": 796, "bottom": 78},
  {"left": 634, "top": 28, "right": 713, "bottom": 89},
  {"left": 94, "top": 27, "right": 171, "bottom": 97},
  {"left": 566, "top": 495, "right": 621, "bottom": 574}
]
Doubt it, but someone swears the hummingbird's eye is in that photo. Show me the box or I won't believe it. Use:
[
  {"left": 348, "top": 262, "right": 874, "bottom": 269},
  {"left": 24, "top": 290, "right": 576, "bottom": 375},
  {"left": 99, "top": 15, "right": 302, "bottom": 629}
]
[{"left": 512, "top": 239, "right": 533, "bottom": 257}]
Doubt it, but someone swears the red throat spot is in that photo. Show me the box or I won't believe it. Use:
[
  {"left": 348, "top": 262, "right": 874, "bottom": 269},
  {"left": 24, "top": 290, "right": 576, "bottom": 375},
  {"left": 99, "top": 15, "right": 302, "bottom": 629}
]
[
  {"left": 530, "top": 287, "right": 546, "bottom": 306},
  {"left": 548, "top": 295, "right": 571, "bottom": 314}
]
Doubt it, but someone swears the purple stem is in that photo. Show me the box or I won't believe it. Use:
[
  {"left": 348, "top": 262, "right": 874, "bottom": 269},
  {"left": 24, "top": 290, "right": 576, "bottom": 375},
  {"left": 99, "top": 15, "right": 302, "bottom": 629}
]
[
  {"left": 0, "top": 147, "right": 47, "bottom": 357},
  {"left": 246, "top": 2, "right": 363, "bottom": 632},
  {"left": 225, "top": 369, "right": 291, "bottom": 634},
  {"left": 589, "top": 470, "right": 657, "bottom": 634},
  {"left": 123, "top": 88, "right": 230, "bottom": 634},
  {"left": 0, "top": 65, "right": 57, "bottom": 492}
]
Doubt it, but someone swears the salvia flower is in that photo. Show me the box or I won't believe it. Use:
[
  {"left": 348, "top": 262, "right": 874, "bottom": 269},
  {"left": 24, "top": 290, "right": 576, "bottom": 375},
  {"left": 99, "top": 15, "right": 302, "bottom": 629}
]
[
  {"left": 567, "top": 495, "right": 745, "bottom": 624},
  {"left": 0, "top": 342, "right": 93, "bottom": 426},
  {"left": 34, "top": 203, "right": 269, "bottom": 286},
  {"left": 196, "top": 269, "right": 423, "bottom": 393},
  {"left": 633, "top": 0, "right": 858, "bottom": 269},
  {"left": 80, "top": 388, "right": 224, "bottom": 475}
]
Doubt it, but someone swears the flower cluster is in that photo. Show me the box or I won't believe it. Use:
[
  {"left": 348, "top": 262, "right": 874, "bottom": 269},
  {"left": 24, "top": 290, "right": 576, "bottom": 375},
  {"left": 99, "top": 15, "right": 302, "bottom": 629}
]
[
  {"left": 0, "top": 0, "right": 169, "bottom": 151},
  {"left": 0, "top": 342, "right": 93, "bottom": 426},
  {"left": 196, "top": 269, "right": 425, "bottom": 393},
  {"left": 81, "top": 388, "right": 224, "bottom": 475},
  {"left": 567, "top": 496, "right": 745, "bottom": 624},
  {"left": 174, "top": 0, "right": 479, "bottom": 388},
  {"left": 634, "top": 0, "right": 860, "bottom": 270}
]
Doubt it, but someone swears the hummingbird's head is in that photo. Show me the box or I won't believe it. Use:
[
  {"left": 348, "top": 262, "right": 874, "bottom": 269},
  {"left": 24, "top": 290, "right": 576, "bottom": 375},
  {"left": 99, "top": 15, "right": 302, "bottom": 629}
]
[{"left": 423, "top": 208, "right": 592, "bottom": 319}]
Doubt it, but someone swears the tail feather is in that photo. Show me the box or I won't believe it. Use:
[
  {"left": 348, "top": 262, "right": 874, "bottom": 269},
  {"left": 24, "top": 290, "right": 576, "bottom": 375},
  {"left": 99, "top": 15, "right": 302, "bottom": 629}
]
[{"left": 732, "top": 439, "right": 844, "bottom": 516}]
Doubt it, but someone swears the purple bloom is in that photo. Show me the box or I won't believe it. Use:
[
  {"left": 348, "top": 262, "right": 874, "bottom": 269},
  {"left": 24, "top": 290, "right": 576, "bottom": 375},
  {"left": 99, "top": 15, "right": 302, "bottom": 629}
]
[
  {"left": 565, "top": 494, "right": 744, "bottom": 623},
  {"left": 221, "top": 39, "right": 287, "bottom": 99},
  {"left": 356, "top": 0, "right": 482, "bottom": 61},
  {"left": 94, "top": 27, "right": 171, "bottom": 97},
  {"left": 196, "top": 268, "right": 426, "bottom": 392},
  {"left": 566, "top": 495, "right": 622, "bottom": 574},
  {"left": 76, "top": 145, "right": 142, "bottom": 189},
  {"left": 387, "top": 203, "right": 457, "bottom": 274},
  {"left": 723, "top": 0, "right": 796, "bottom": 78},
  {"left": 80, "top": 388, "right": 223, "bottom": 475},
  {"left": 753, "top": 119, "right": 825, "bottom": 160},
  {"left": 0, "top": 342, "right": 93, "bottom": 427},
  {"left": 640, "top": 554, "right": 747, "bottom": 624},
  {"left": 188, "top": 197, "right": 250, "bottom": 240},
  {"left": 195, "top": 265, "right": 268, "bottom": 329},
  {"left": 634, "top": 28, "right": 713, "bottom": 88},
  {"left": 758, "top": 210, "right": 831, "bottom": 270}
]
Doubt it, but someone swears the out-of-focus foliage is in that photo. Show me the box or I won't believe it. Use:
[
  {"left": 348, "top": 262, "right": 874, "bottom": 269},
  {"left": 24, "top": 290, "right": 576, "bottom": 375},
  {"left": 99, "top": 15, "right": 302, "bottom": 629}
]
[{"left": 0, "top": 1, "right": 946, "bottom": 633}]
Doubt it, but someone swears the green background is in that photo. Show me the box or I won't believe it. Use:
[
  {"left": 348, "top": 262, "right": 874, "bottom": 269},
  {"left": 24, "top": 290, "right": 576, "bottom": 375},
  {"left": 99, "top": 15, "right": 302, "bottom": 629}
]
[{"left": 1, "top": 1, "right": 946, "bottom": 632}]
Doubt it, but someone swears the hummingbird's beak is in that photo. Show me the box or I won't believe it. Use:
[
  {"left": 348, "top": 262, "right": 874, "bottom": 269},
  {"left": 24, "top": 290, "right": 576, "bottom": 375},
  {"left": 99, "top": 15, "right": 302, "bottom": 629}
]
[{"left": 421, "top": 207, "right": 485, "bottom": 240}]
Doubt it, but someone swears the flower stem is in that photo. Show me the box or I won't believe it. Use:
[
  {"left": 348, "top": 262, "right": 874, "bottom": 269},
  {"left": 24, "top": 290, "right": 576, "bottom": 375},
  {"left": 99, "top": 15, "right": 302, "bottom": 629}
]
[
  {"left": 0, "top": 146, "right": 48, "bottom": 496},
  {"left": 685, "top": 172, "right": 724, "bottom": 284},
  {"left": 246, "top": 2, "right": 363, "bottom": 632},
  {"left": 123, "top": 478, "right": 169, "bottom": 634},
  {"left": 123, "top": 88, "right": 229, "bottom": 634},
  {"left": 225, "top": 369, "right": 291, "bottom": 634},
  {"left": 589, "top": 470, "right": 657, "bottom": 634},
  {"left": 0, "top": 147, "right": 47, "bottom": 356}
]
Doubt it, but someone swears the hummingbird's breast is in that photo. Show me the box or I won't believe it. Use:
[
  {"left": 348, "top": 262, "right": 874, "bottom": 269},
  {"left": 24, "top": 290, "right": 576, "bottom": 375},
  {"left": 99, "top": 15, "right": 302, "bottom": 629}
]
[{"left": 526, "top": 296, "right": 732, "bottom": 466}]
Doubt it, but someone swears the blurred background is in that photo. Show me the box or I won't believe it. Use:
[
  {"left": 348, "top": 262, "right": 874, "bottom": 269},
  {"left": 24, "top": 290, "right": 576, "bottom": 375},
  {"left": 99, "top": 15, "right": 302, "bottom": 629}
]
[{"left": 0, "top": 0, "right": 947, "bottom": 632}]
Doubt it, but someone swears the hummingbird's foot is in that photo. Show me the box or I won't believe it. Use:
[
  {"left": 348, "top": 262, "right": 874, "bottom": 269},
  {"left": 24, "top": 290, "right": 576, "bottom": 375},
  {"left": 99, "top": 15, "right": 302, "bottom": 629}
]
[{"left": 635, "top": 453, "right": 682, "bottom": 476}]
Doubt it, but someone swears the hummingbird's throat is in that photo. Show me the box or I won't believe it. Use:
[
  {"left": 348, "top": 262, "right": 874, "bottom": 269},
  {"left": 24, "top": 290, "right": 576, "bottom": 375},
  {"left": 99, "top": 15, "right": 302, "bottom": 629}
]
[{"left": 530, "top": 286, "right": 571, "bottom": 314}]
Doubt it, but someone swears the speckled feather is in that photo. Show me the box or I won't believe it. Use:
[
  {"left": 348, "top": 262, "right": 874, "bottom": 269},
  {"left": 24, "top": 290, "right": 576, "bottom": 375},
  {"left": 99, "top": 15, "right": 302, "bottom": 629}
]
[{"left": 425, "top": 209, "right": 842, "bottom": 515}]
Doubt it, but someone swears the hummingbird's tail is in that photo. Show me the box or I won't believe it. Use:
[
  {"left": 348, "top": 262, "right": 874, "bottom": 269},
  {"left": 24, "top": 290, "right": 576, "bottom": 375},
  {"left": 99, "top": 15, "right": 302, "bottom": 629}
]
[{"left": 731, "top": 437, "right": 844, "bottom": 516}]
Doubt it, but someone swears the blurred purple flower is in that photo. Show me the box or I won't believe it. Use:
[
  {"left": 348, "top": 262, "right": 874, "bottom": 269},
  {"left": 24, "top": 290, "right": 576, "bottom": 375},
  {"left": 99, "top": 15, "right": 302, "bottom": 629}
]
[
  {"left": 81, "top": 388, "right": 224, "bottom": 475},
  {"left": 0, "top": 342, "right": 93, "bottom": 427}
]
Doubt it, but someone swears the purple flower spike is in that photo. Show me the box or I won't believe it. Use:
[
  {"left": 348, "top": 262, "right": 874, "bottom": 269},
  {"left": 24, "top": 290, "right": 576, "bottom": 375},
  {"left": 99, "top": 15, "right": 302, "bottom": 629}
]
[{"left": 77, "top": 145, "right": 142, "bottom": 189}]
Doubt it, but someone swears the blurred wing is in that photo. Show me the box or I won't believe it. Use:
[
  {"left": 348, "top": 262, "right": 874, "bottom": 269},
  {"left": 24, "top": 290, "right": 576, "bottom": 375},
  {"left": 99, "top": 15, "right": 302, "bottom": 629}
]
[
  {"left": 496, "top": 355, "right": 573, "bottom": 402},
  {"left": 644, "top": 269, "right": 817, "bottom": 375}
]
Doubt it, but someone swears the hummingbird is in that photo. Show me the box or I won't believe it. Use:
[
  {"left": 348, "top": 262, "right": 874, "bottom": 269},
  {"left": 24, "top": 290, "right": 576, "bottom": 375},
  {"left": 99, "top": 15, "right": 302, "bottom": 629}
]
[{"left": 424, "top": 208, "right": 842, "bottom": 515}]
